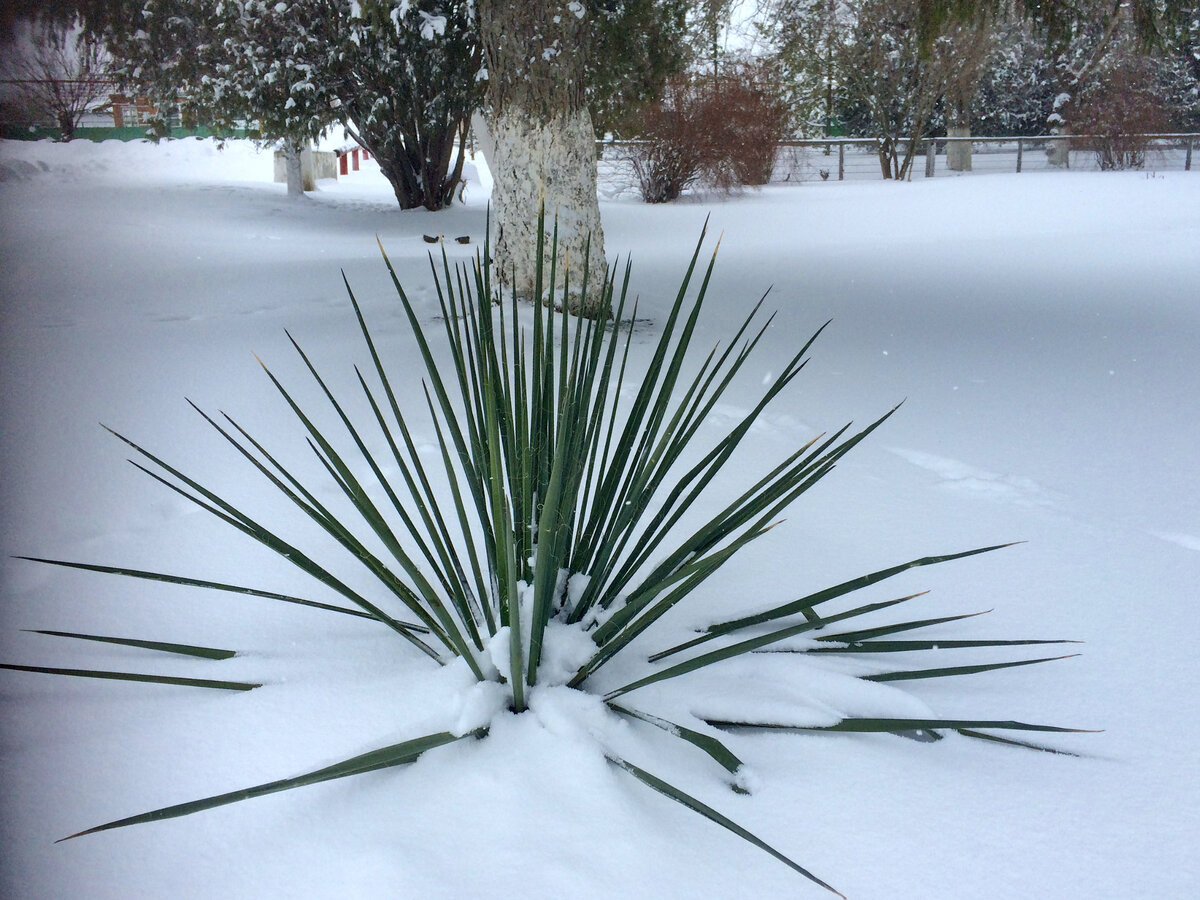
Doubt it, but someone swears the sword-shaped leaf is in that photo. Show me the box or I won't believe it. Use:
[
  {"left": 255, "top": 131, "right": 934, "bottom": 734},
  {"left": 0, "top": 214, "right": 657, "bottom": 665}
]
[
  {"left": 58, "top": 729, "right": 480, "bottom": 841},
  {"left": 608, "top": 702, "right": 746, "bottom": 782},
  {"left": 862, "top": 654, "right": 1079, "bottom": 682},
  {"left": 0, "top": 663, "right": 258, "bottom": 691},
  {"left": 705, "top": 717, "right": 1095, "bottom": 736},
  {"left": 607, "top": 754, "right": 844, "bottom": 897},
  {"left": 603, "top": 596, "right": 917, "bottom": 700},
  {"left": 805, "top": 637, "right": 1079, "bottom": 653},
  {"left": 956, "top": 728, "right": 1084, "bottom": 756},
  {"left": 22, "top": 630, "right": 236, "bottom": 660},
  {"left": 14, "top": 556, "right": 386, "bottom": 622},
  {"left": 652, "top": 544, "right": 1016, "bottom": 662}
]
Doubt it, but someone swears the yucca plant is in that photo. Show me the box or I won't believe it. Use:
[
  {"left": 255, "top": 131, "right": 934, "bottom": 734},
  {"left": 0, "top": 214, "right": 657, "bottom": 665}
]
[{"left": 5, "top": 211, "right": 1087, "bottom": 896}]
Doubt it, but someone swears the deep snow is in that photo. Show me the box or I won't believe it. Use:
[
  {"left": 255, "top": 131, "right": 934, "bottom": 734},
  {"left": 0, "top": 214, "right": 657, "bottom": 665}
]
[{"left": 1, "top": 137, "right": 1198, "bottom": 899}]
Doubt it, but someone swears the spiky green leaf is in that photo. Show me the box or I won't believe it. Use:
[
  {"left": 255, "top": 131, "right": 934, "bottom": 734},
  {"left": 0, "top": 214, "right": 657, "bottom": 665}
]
[
  {"left": 22, "top": 630, "right": 236, "bottom": 660},
  {"left": 59, "top": 730, "right": 481, "bottom": 841},
  {"left": 0, "top": 663, "right": 258, "bottom": 691},
  {"left": 607, "top": 754, "right": 844, "bottom": 897}
]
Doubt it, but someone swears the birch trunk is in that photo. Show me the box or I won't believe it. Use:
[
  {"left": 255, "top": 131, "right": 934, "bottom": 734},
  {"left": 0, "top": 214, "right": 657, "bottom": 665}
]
[{"left": 478, "top": 1, "right": 608, "bottom": 316}]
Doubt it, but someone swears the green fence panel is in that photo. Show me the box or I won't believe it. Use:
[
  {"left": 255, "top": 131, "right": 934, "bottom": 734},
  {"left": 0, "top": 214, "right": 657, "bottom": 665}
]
[{"left": 1, "top": 125, "right": 252, "bottom": 143}]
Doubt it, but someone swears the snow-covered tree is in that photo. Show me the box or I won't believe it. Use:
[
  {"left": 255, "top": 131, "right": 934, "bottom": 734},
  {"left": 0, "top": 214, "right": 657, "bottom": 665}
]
[
  {"left": 1175, "top": 4, "right": 1200, "bottom": 91},
  {"left": 217, "top": 1, "right": 341, "bottom": 194},
  {"left": 761, "top": 0, "right": 851, "bottom": 137},
  {"left": 104, "top": 1, "right": 482, "bottom": 206},
  {"left": 1158, "top": 9, "right": 1200, "bottom": 130},
  {"left": 1015, "top": 0, "right": 1197, "bottom": 167},
  {"left": 941, "top": 2, "right": 1198, "bottom": 138},
  {"left": 759, "top": 0, "right": 1195, "bottom": 134},
  {"left": 333, "top": 2, "right": 483, "bottom": 210},
  {"left": 101, "top": 1, "right": 223, "bottom": 131},
  {"left": 969, "top": 21, "right": 1058, "bottom": 135},
  {"left": 103, "top": 1, "right": 338, "bottom": 195},
  {"left": 763, "top": 0, "right": 992, "bottom": 147}
]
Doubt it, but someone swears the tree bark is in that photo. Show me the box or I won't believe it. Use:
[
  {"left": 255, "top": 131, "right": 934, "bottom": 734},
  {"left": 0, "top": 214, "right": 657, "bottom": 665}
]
[
  {"left": 282, "top": 139, "right": 305, "bottom": 198},
  {"left": 946, "top": 124, "right": 972, "bottom": 171},
  {"left": 57, "top": 106, "right": 76, "bottom": 142},
  {"left": 478, "top": 0, "right": 608, "bottom": 315}
]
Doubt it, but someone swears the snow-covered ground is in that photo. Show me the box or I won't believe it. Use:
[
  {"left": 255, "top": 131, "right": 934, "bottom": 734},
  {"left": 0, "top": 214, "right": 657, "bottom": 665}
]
[{"left": 1, "top": 137, "right": 1198, "bottom": 899}]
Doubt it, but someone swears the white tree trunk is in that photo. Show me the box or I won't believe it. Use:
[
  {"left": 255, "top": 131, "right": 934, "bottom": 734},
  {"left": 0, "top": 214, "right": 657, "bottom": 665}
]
[
  {"left": 946, "top": 124, "right": 972, "bottom": 171},
  {"left": 282, "top": 140, "right": 304, "bottom": 198},
  {"left": 478, "top": 0, "right": 609, "bottom": 316},
  {"left": 487, "top": 106, "right": 607, "bottom": 314}
]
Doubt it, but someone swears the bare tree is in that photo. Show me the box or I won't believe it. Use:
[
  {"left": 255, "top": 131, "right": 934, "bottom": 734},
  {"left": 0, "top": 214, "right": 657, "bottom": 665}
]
[
  {"left": 4, "top": 19, "right": 110, "bottom": 140},
  {"left": 837, "top": 0, "right": 990, "bottom": 179}
]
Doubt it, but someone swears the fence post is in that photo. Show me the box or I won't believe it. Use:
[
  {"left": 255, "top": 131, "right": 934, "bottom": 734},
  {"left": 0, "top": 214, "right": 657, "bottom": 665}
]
[
  {"left": 1187, "top": 139, "right": 1193, "bottom": 172},
  {"left": 838, "top": 142, "right": 845, "bottom": 181},
  {"left": 925, "top": 139, "right": 936, "bottom": 177},
  {"left": 1016, "top": 139, "right": 1023, "bottom": 173}
]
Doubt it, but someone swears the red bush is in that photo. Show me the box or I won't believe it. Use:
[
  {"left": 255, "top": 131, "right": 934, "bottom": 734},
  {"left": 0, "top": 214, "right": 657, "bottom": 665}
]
[
  {"left": 630, "top": 68, "right": 787, "bottom": 203},
  {"left": 1074, "top": 55, "right": 1169, "bottom": 170}
]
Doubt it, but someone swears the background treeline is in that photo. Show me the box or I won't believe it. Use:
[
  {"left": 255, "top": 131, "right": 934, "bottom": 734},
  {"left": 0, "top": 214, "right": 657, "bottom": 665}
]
[{"left": 2, "top": 2, "right": 1196, "bottom": 200}]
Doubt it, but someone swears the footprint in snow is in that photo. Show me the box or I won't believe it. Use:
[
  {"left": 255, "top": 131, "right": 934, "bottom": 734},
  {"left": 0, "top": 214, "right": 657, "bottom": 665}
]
[
  {"left": 1147, "top": 531, "right": 1200, "bottom": 552},
  {"left": 704, "top": 404, "right": 814, "bottom": 440},
  {"left": 886, "top": 446, "right": 1060, "bottom": 510}
]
